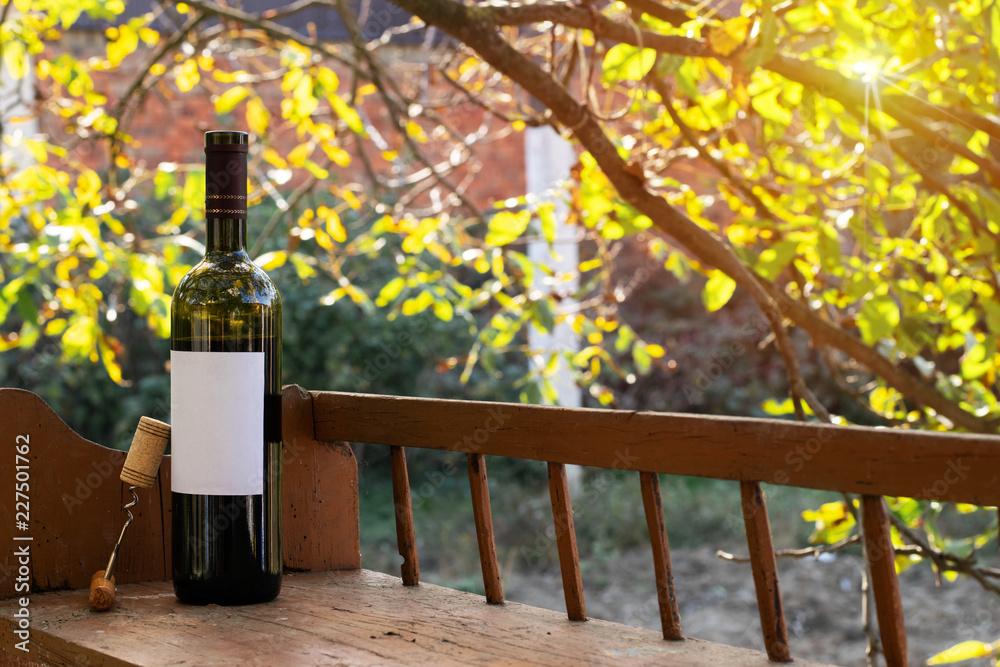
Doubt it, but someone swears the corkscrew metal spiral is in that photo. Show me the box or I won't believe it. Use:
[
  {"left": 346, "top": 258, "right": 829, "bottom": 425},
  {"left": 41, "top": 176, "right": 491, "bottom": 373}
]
[
  {"left": 89, "top": 417, "right": 170, "bottom": 612},
  {"left": 103, "top": 486, "right": 139, "bottom": 581}
]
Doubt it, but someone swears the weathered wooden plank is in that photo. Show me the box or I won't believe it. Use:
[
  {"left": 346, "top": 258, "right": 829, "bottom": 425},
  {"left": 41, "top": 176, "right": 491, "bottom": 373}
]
[
  {"left": 281, "top": 385, "right": 361, "bottom": 571},
  {"left": 0, "top": 571, "right": 840, "bottom": 666},
  {"left": 639, "top": 472, "right": 682, "bottom": 640},
  {"left": 0, "top": 389, "right": 170, "bottom": 600},
  {"left": 467, "top": 453, "right": 503, "bottom": 604},
  {"left": 740, "top": 481, "right": 791, "bottom": 662},
  {"left": 546, "top": 462, "right": 585, "bottom": 621},
  {"left": 311, "top": 391, "right": 1000, "bottom": 505},
  {"left": 861, "top": 495, "right": 908, "bottom": 667},
  {"left": 390, "top": 446, "right": 419, "bottom": 585}
]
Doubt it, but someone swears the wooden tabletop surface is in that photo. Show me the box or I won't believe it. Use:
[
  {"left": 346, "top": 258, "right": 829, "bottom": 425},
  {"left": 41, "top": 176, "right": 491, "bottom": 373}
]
[{"left": 1, "top": 569, "right": 836, "bottom": 666}]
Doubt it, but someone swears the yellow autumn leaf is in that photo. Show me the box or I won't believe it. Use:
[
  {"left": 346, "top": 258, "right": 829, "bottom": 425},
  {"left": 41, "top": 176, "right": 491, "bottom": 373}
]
[
  {"left": 176, "top": 59, "right": 200, "bottom": 92},
  {"left": 288, "top": 142, "right": 312, "bottom": 167},
  {"left": 322, "top": 144, "right": 351, "bottom": 167},
  {"left": 246, "top": 97, "right": 270, "bottom": 134},
  {"left": 314, "top": 228, "right": 334, "bottom": 250},
  {"left": 709, "top": 16, "right": 753, "bottom": 56},
  {"left": 433, "top": 300, "right": 454, "bottom": 322},
  {"left": 926, "top": 640, "right": 994, "bottom": 665},
  {"left": 56, "top": 256, "right": 79, "bottom": 282},
  {"left": 139, "top": 27, "right": 159, "bottom": 45},
  {"left": 214, "top": 86, "right": 248, "bottom": 114},
  {"left": 405, "top": 121, "right": 428, "bottom": 143},
  {"left": 107, "top": 24, "right": 138, "bottom": 68},
  {"left": 342, "top": 189, "right": 361, "bottom": 210},
  {"left": 646, "top": 344, "right": 665, "bottom": 358},
  {"left": 262, "top": 147, "right": 287, "bottom": 168},
  {"left": 255, "top": 251, "right": 287, "bottom": 270},
  {"left": 74, "top": 169, "right": 101, "bottom": 206},
  {"left": 3, "top": 40, "right": 26, "bottom": 80},
  {"left": 323, "top": 208, "right": 346, "bottom": 242}
]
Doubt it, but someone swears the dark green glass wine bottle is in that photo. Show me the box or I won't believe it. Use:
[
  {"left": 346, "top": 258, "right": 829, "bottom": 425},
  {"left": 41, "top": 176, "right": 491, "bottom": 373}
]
[{"left": 170, "top": 131, "right": 282, "bottom": 605}]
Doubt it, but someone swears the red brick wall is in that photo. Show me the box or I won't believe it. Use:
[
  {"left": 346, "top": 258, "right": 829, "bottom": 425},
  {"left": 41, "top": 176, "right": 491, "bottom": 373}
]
[{"left": 43, "top": 31, "right": 526, "bottom": 213}]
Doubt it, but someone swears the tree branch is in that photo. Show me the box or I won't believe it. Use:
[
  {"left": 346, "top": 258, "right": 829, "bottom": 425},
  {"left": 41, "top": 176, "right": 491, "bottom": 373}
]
[
  {"left": 477, "top": 2, "right": 1000, "bottom": 151},
  {"left": 390, "top": 0, "right": 997, "bottom": 434}
]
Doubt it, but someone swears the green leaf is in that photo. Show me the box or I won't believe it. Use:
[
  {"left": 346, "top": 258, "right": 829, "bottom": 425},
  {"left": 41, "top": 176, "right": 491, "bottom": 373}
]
[
  {"left": 602, "top": 44, "right": 656, "bottom": 84},
  {"left": 703, "top": 271, "right": 737, "bottom": 312},
  {"left": 532, "top": 298, "right": 556, "bottom": 333},
  {"left": 16, "top": 285, "right": 38, "bottom": 325},
  {"left": 926, "top": 640, "right": 994, "bottom": 665},
  {"left": 961, "top": 340, "right": 995, "bottom": 380},
  {"left": 755, "top": 240, "right": 798, "bottom": 281},
  {"left": 181, "top": 167, "right": 205, "bottom": 221},
  {"left": 745, "top": 8, "right": 778, "bottom": 71},
  {"left": 486, "top": 210, "right": 530, "bottom": 246},
  {"left": 632, "top": 342, "right": 652, "bottom": 374},
  {"left": 154, "top": 164, "right": 176, "bottom": 199},
  {"left": 817, "top": 226, "right": 842, "bottom": 274},
  {"left": 857, "top": 295, "right": 900, "bottom": 345},
  {"left": 0, "top": 277, "right": 25, "bottom": 325},
  {"left": 289, "top": 253, "right": 316, "bottom": 282}
]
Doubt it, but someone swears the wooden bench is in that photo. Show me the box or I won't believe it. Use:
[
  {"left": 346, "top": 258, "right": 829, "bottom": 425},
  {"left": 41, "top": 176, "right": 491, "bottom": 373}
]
[{"left": 1, "top": 386, "right": 998, "bottom": 666}]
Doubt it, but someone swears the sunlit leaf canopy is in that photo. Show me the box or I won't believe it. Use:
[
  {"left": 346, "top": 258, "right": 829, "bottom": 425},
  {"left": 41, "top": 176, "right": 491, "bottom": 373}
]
[{"left": 1, "top": 0, "right": 999, "bottom": 436}]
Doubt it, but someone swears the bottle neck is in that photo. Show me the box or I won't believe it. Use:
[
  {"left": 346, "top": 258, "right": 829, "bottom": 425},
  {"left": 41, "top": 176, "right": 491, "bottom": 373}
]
[{"left": 206, "top": 218, "right": 248, "bottom": 255}]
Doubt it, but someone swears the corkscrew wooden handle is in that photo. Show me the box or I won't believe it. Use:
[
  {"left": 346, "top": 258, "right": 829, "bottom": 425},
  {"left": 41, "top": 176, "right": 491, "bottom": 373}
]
[
  {"left": 89, "top": 570, "right": 116, "bottom": 611},
  {"left": 120, "top": 417, "right": 170, "bottom": 488}
]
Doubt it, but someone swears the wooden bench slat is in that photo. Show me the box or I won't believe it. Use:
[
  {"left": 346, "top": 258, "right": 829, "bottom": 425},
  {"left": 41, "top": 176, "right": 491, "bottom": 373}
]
[
  {"left": 546, "top": 462, "right": 586, "bottom": 621},
  {"left": 467, "top": 453, "right": 504, "bottom": 604},
  {"left": 861, "top": 495, "right": 908, "bottom": 667},
  {"left": 740, "top": 481, "right": 791, "bottom": 662},
  {"left": 311, "top": 390, "right": 1000, "bottom": 505},
  {"left": 639, "top": 471, "right": 682, "bottom": 640},
  {"left": 390, "top": 446, "right": 420, "bottom": 586},
  {"left": 0, "top": 571, "right": 840, "bottom": 666}
]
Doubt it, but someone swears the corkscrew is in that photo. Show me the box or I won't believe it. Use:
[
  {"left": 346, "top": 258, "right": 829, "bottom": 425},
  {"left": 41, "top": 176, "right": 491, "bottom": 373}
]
[{"left": 89, "top": 417, "right": 170, "bottom": 612}]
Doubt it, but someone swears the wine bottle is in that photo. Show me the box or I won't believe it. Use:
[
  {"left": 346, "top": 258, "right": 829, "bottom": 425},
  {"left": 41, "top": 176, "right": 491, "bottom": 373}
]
[{"left": 170, "top": 131, "right": 282, "bottom": 605}]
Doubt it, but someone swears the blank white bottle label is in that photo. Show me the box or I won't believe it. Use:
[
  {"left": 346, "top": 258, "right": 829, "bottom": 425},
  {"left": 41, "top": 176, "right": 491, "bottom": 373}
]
[{"left": 170, "top": 350, "right": 264, "bottom": 495}]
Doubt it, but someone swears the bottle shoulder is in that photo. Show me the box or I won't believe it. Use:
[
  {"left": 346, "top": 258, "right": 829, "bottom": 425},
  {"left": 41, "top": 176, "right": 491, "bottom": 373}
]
[{"left": 174, "top": 255, "right": 280, "bottom": 307}]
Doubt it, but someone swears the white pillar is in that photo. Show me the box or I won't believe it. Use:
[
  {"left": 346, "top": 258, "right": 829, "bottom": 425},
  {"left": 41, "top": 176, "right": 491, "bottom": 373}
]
[
  {"left": 0, "top": 13, "right": 38, "bottom": 172},
  {"left": 525, "top": 124, "right": 583, "bottom": 490}
]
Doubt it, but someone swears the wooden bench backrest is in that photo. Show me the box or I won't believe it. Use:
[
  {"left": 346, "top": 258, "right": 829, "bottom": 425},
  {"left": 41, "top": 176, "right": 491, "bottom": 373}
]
[
  {"left": 303, "top": 387, "right": 999, "bottom": 666},
  {"left": 0, "top": 387, "right": 359, "bottom": 601}
]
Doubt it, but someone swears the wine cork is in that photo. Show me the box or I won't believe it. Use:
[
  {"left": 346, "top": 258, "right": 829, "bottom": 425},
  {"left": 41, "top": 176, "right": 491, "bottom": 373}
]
[{"left": 120, "top": 417, "right": 170, "bottom": 488}]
